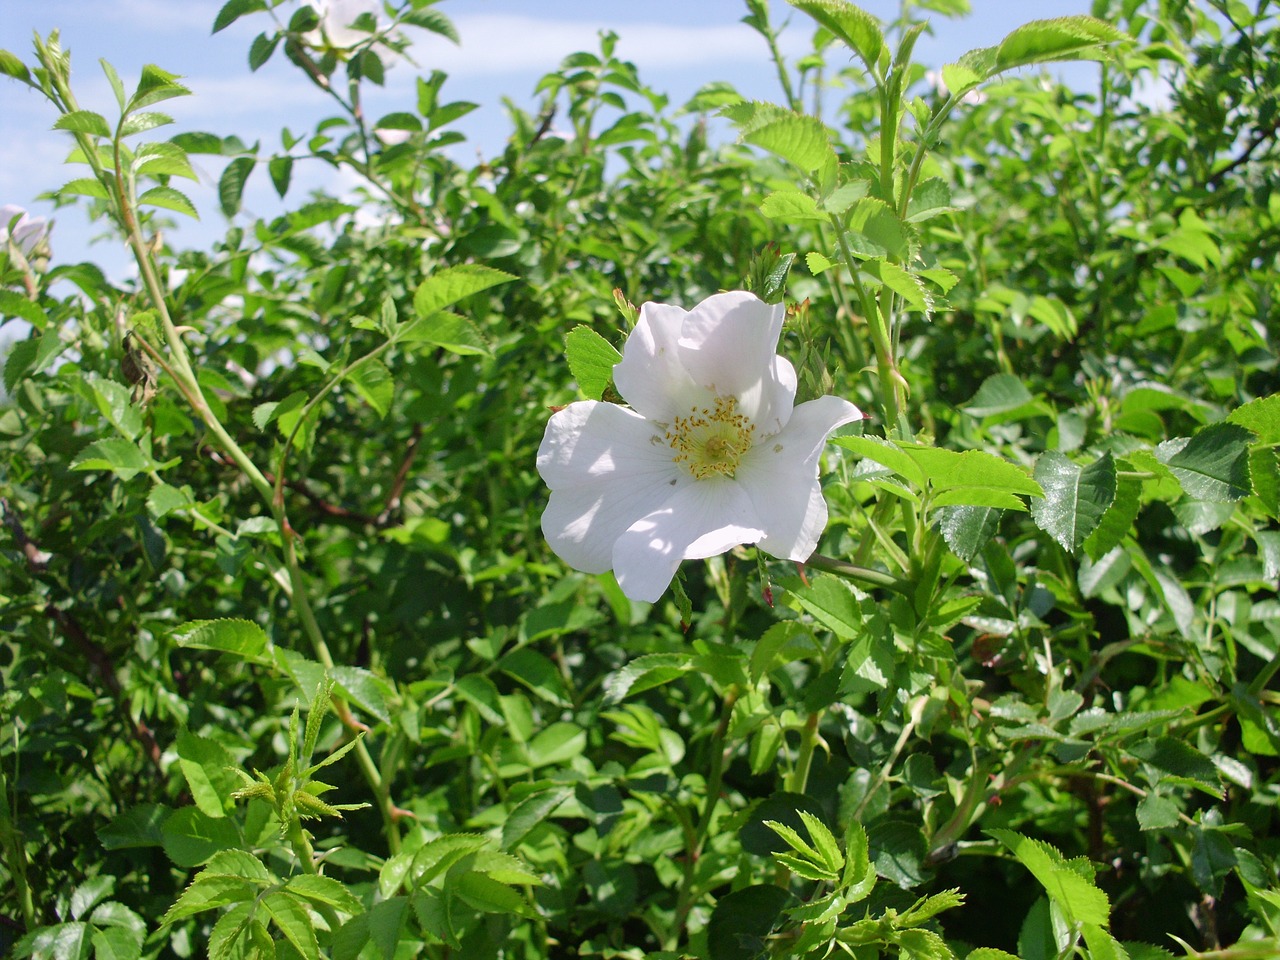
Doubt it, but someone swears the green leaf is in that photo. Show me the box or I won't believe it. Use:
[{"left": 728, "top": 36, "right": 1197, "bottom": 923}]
[
  {"left": 347, "top": 359, "right": 394, "bottom": 418},
  {"left": 160, "top": 806, "right": 241, "bottom": 867},
  {"left": 398, "top": 310, "right": 490, "bottom": 356},
  {"left": 262, "top": 891, "right": 320, "bottom": 960},
  {"left": 285, "top": 875, "right": 364, "bottom": 916},
  {"left": 935, "top": 505, "right": 1002, "bottom": 562},
  {"left": 784, "top": 574, "right": 861, "bottom": 639},
  {"left": 743, "top": 114, "right": 837, "bottom": 173},
  {"left": 137, "top": 186, "right": 199, "bottom": 219},
  {"left": 402, "top": 7, "right": 460, "bottom": 42},
  {"left": 1080, "top": 470, "right": 1138, "bottom": 563},
  {"left": 163, "top": 875, "right": 258, "bottom": 924},
  {"left": 54, "top": 109, "right": 111, "bottom": 137},
  {"left": 119, "top": 112, "right": 174, "bottom": 137},
  {"left": 330, "top": 665, "right": 392, "bottom": 725},
  {"left": 866, "top": 260, "right": 930, "bottom": 313},
  {"left": 903, "top": 445, "right": 1041, "bottom": 497},
  {"left": 788, "top": 0, "right": 884, "bottom": 74},
  {"left": 248, "top": 31, "right": 279, "bottom": 71},
  {"left": 1127, "top": 737, "right": 1223, "bottom": 798},
  {"left": 452, "top": 873, "right": 534, "bottom": 918},
  {"left": 172, "top": 618, "right": 270, "bottom": 662},
  {"left": 707, "top": 884, "right": 793, "bottom": 960},
  {"left": 268, "top": 155, "right": 293, "bottom": 197},
  {"left": 0, "top": 49, "right": 32, "bottom": 84},
  {"left": 176, "top": 732, "right": 236, "bottom": 819},
  {"left": 71, "top": 438, "right": 152, "bottom": 481},
  {"left": 128, "top": 64, "right": 191, "bottom": 110},
  {"left": 760, "top": 189, "right": 827, "bottom": 222},
  {"left": 1159, "top": 423, "right": 1253, "bottom": 501},
  {"left": 1136, "top": 793, "right": 1181, "bottom": 831},
  {"left": 218, "top": 156, "right": 254, "bottom": 217},
  {"left": 59, "top": 177, "right": 110, "bottom": 200},
  {"left": 995, "top": 16, "right": 1128, "bottom": 72},
  {"left": 564, "top": 325, "right": 622, "bottom": 400},
  {"left": 207, "top": 903, "right": 257, "bottom": 960},
  {"left": 1031, "top": 451, "right": 1116, "bottom": 553},
  {"left": 989, "top": 828, "right": 1111, "bottom": 925},
  {"left": 135, "top": 141, "right": 198, "bottom": 180},
  {"left": 412, "top": 264, "right": 517, "bottom": 316},
  {"left": 602, "top": 652, "right": 692, "bottom": 703},
  {"left": 91, "top": 925, "right": 143, "bottom": 960},
  {"left": 501, "top": 786, "right": 573, "bottom": 850},
  {"left": 844, "top": 198, "right": 908, "bottom": 260},
  {"left": 213, "top": 0, "right": 268, "bottom": 33},
  {"left": 904, "top": 177, "right": 957, "bottom": 222},
  {"left": 963, "top": 374, "right": 1036, "bottom": 418},
  {"left": 4, "top": 332, "right": 67, "bottom": 392},
  {"left": 1227, "top": 393, "right": 1280, "bottom": 443}
]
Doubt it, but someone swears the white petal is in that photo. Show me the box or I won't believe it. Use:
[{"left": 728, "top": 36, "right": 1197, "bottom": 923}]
[
  {"left": 541, "top": 472, "right": 685, "bottom": 574},
  {"left": 676, "top": 292, "right": 789, "bottom": 414},
  {"left": 537, "top": 400, "right": 686, "bottom": 574},
  {"left": 613, "top": 302, "right": 703, "bottom": 422},
  {"left": 537, "top": 400, "right": 676, "bottom": 490},
  {"left": 735, "top": 395, "right": 863, "bottom": 561},
  {"left": 612, "top": 479, "right": 764, "bottom": 602}
]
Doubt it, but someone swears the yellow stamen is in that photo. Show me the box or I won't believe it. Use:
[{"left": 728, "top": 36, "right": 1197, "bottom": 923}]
[{"left": 665, "top": 396, "right": 755, "bottom": 479}]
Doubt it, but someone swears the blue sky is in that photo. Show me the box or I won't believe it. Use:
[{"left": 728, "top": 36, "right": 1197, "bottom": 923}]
[{"left": 1, "top": 0, "right": 1095, "bottom": 276}]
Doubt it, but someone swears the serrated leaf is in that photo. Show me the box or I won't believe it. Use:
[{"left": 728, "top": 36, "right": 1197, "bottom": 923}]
[
  {"left": 789, "top": 0, "right": 884, "bottom": 74},
  {"left": 138, "top": 185, "right": 199, "bottom": 219},
  {"left": 995, "top": 16, "right": 1128, "bottom": 73},
  {"left": 398, "top": 310, "right": 490, "bottom": 356},
  {"left": 176, "top": 732, "right": 236, "bottom": 819},
  {"left": 989, "top": 828, "right": 1110, "bottom": 925},
  {"left": 1032, "top": 451, "right": 1116, "bottom": 552},
  {"left": 248, "top": 31, "right": 280, "bottom": 71},
  {"left": 71, "top": 438, "right": 152, "bottom": 480},
  {"left": 163, "top": 875, "right": 258, "bottom": 924},
  {"left": 269, "top": 155, "right": 293, "bottom": 197},
  {"left": 1227, "top": 393, "right": 1280, "bottom": 443},
  {"left": 285, "top": 875, "right": 364, "bottom": 915},
  {"left": 412, "top": 264, "right": 516, "bottom": 316},
  {"left": 602, "top": 653, "right": 691, "bottom": 704},
  {"left": 129, "top": 64, "right": 191, "bottom": 110},
  {"left": 760, "top": 189, "right": 827, "bottom": 222},
  {"left": 0, "top": 49, "right": 32, "bottom": 84},
  {"left": 905, "top": 177, "right": 957, "bottom": 222},
  {"left": 120, "top": 112, "right": 174, "bottom": 137},
  {"left": 4, "top": 332, "right": 66, "bottom": 391},
  {"left": 867, "top": 259, "right": 930, "bottom": 313},
  {"left": 1127, "top": 737, "right": 1223, "bottom": 798},
  {"left": 844, "top": 197, "right": 908, "bottom": 259},
  {"left": 1084, "top": 469, "right": 1141, "bottom": 561},
  {"left": 564, "top": 325, "right": 621, "bottom": 401},
  {"left": 213, "top": 0, "right": 268, "bottom": 33},
  {"left": 172, "top": 618, "right": 270, "bottom": 662},
  {"left": 262, "top": 892, "right": 319, "bottom": 960},
  {"left": 218, "top": 156, "right": 254, "bottom": 218},
  {"left": 90, "top": 925, "right": 143, "bottom": 960},
  {"left": 347, "top": 359, "right": 394, "bottom": 418},
  {"left": 785, "top": 574, "right": 861, "bottom": 639},
  {"left": 1160, "top": 423, "right": 1253, "bottom": 501},
  {"left": 452, "top": 873, "right": 534, "bottom": 918},
  {"left": 743, "top": 114, "right": 837, "bottom": 173},
  {"left": 54, "top": 109, "right": 111, "bottom": 137},
  {"left": 59, "top": 177, "right": 110, "bottom": 200},
  {"left": 936, "top": 504, "right": 1003, "bottom": 562},
  {"left": 253, "top": 391, "right": 306, "bottom": 431}
]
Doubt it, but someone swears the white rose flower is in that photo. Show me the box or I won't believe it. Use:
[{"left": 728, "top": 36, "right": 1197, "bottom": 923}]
[
  {"left": 537, "top": 291, "right": 863, "bottom": 603},
  {"left": 306, "top": 0, "right": 380, "bottom": 49},
  {"left": 1, "top": 204, "right": 51, "bottom": 258}
]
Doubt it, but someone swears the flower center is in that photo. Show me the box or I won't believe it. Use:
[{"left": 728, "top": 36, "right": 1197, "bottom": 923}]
[{"left": 665, "top": 396, "right": 756, "bottom": 480}]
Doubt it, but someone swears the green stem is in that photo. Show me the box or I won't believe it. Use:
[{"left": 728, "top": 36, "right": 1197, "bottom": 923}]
[
  {"left": 786, "top": 710, "right": 822, "bottom": 795},
  {"left": 804, "top": 553, "right": 908, "bottom": 595},
  {"left": 0, "top": 768, "right": 37, "bottom": 931}
]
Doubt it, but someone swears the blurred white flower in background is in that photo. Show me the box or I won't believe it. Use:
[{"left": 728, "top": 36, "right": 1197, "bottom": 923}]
[
  {"left": 537, "top": 291, "right": 862, "bottom": 603},
  {"left": 306, "top": 0, "right": 381, "bottom": 50},
  {"left": 1, "top": 204, "right": 52, "bottom": 259}
]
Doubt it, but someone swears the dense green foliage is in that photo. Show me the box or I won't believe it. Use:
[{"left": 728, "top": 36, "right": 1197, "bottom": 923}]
[{"left": 2, "top": 1, "right": 1278, "bottom": 958}]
